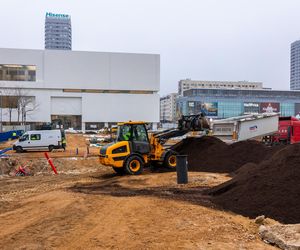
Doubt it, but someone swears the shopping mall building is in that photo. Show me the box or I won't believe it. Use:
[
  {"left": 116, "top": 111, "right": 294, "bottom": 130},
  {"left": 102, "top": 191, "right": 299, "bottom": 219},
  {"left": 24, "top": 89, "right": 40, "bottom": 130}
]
[
  {"left": 177, "top": 88, "right": 300, "bottom": 119},
  {"left": 0, "top": 48, "right": 160, "bottom": 130}
]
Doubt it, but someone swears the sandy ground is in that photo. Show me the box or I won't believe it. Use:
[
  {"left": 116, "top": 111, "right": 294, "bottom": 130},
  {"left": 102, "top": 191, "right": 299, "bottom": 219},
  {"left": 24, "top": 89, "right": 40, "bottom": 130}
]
[
  {"left": 0, "top": 166, "right": 275, "bottom": 249},
  {"left": 0, "top": 134, "right": 276, "bottom": 249}
]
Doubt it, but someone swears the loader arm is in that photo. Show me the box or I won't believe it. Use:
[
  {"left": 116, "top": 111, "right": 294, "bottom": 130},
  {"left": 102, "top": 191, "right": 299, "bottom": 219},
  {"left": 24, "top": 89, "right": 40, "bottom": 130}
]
[{"left": 152, "top": 112, "right": 209, "bottom": 145}]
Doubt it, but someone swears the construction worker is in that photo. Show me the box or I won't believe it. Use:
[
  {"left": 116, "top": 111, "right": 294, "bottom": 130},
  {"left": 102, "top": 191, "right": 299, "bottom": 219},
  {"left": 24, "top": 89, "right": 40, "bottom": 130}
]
[
  {"left": 31, "top": 135, "right": 37, "bottom": 140},
  {"left": 12, "top": 132, "right": 17, "bottom": 139},
  {"left": 123, "top": 130, "right": 131, "bottom": 141},
  {"left": 122, "top": 126, "right": 132, "bottom": 141},
  {"left": 62, "top": 137, "right": 67, "bottom": 151}
]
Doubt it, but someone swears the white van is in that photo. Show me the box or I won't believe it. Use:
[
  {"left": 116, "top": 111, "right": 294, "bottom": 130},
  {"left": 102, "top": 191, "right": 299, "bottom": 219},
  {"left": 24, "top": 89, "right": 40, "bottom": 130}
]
[{"left": 13, "top": 130, "right": 63, "bottom": 153}]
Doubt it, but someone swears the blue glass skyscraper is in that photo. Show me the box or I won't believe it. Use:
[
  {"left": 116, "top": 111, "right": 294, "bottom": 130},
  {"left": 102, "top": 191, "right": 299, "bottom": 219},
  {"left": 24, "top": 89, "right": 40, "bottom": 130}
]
[{"left": 291, "top": 40, "right": 300, "bottom": 90}]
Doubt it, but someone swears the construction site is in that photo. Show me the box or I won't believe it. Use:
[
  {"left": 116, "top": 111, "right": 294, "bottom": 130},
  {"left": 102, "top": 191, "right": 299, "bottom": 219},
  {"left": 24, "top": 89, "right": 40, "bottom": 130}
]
[
  {"left": 2, "top": 1, "right": 300, "bottom": 249},
  {"left": 0, "top": 113, "right": 299, "bottom": 250}
]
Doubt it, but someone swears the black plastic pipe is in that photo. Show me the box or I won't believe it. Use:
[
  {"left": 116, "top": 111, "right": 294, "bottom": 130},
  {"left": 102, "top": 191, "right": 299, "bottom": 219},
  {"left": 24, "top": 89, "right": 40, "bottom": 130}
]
[{"left": 176, "top": 155, "right": 188, "bottom": 184}]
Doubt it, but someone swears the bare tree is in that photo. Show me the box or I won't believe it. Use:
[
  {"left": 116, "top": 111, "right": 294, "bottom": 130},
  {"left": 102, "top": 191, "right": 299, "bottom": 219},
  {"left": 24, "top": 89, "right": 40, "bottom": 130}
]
[
  {"left": 15, "top": 88, "right": 39, "bottom": 125},
  {"left": 22, "top": 97, "right": 39, "bottom": 125},
  {"left": 2, "top": 89, "right": 18, "bottom": 125},
  {"left": 0, "top": 87, "right": 38, "bottom": 127}
]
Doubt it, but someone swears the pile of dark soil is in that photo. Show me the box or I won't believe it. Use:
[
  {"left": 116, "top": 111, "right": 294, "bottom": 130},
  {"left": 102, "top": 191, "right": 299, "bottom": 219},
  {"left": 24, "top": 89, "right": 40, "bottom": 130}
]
[
  {"left": 172, "top": 136, "right": 281, "bottom": 173},
  {"left": 208, "top": 144, "right": 300, "bottom": 224}
]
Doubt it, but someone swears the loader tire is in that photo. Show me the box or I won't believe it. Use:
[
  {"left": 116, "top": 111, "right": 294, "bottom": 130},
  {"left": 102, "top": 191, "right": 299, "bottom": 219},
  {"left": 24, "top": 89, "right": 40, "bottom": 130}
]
[
  {"left": 112, "top": 167, "right": 125, "bottom": 175},
  {"left": 164, "top": 151, "right": 177, "bottom": 169},
  {"left": 125, "top": 155, "right": 144, "bottom": 175}
]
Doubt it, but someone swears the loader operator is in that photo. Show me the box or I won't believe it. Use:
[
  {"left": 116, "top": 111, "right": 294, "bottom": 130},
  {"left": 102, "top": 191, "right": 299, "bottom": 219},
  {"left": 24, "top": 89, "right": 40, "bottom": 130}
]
[{"left": 120, "top": 125, "right": 131, "bottom": 141}]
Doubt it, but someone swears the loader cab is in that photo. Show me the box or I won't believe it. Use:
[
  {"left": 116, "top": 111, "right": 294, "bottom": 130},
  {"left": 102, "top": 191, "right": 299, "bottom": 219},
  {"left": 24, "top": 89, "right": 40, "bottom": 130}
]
[{"left": 116, "top": 122, "right": 150, "bottom": 154}]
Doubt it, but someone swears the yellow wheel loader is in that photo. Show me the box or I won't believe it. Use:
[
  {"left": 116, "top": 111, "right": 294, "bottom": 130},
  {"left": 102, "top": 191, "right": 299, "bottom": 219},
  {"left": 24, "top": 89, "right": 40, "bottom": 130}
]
[{"left": 99, "top": 114, "right": 209, "bottom": 175}]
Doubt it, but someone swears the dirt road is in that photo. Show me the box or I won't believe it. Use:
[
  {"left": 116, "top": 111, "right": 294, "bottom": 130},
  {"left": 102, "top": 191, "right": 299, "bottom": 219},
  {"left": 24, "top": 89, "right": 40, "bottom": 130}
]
[{"left": 0, "top": 166, "right": 275, "bottom": 250}]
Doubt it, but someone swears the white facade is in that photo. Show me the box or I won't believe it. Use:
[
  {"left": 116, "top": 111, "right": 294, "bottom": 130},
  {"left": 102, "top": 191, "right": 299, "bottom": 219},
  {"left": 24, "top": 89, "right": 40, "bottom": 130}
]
[
  {"left": 178, "top": 79, "right": 264, "bottom": 96},
  {"left": 160, "top": 93, "right": 177, "bottom": 122},
  {"left": 0, "top": 48, "right": 160, "bottom": 130}
]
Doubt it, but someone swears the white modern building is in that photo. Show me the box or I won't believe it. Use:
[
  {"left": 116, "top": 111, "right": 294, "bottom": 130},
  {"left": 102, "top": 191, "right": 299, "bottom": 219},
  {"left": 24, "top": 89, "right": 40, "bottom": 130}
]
[
  {"left": 178, "top": 79, "right": 264, "bottom": 96},
  {"left": 0, "top": 48, "right": 160, "bottom": 131},
  {"left": 160, "top": 93, "right": 177, "bottom": 122}
]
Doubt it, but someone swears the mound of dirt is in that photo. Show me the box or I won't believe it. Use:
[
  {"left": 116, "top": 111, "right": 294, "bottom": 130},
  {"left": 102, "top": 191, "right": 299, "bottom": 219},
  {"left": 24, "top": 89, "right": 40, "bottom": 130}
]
[
  {"left": 0, "top": 158, "right": 19, "bottom": 175},
  {"left": 173, "top": 136, "right": 280, "bottom": 173},
  {"left": 0, "top": 156, "right": 102, "bottom": 176},
  {"left": 0, "top": 157, "right": 48, "bottom": 176},
  {"left": 208, "top": 144, "right": 300, "bottom": 224}
]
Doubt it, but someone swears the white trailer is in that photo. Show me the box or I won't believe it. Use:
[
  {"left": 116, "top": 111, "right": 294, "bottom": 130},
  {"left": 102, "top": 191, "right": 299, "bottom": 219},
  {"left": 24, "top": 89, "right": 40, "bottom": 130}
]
[{"left": 211, "top": 113, "right": 279, "bottom": 142}]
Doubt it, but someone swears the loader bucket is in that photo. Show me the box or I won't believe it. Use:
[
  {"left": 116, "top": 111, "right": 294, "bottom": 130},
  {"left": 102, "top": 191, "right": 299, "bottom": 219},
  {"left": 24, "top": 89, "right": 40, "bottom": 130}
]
[{"left": 178, "top": 113, "right": 209, "bottom": 131}]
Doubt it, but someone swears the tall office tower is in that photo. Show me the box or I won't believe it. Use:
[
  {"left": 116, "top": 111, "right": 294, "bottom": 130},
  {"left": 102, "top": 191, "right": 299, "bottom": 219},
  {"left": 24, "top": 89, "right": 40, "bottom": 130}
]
[
  {"left": 45, "top": 12, "right": 72, "bottom": 50},
  {"left": 291, "top": 40, "right": 300, "bottom": 90}
]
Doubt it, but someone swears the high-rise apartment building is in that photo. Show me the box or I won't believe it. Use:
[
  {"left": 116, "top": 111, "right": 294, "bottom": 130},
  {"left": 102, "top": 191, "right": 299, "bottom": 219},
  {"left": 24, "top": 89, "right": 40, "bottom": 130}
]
[
  {"left": 160, "top": 93, "right": 178, "bottom": 122},
  {"left": 291, "top": 40, "right": 300, "bottom": 90},
  {"left": 45, "top": 12, "right": 72, "bottom": 50},
  {"left": 178, "top": 79, "right": 264, "bottom": 96}
]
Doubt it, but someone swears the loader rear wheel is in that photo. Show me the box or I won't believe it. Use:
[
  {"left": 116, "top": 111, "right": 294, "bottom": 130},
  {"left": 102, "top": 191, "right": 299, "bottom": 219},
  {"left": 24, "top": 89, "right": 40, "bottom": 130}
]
[
  {"left": 125, "top": 155, "right": 144, "bottom": 175},
  {"left": 164, "top": 151, "right": 177, "bottom": 169},
  {"left": 112, "top": 167, "right": 125, "bottom": 175}
]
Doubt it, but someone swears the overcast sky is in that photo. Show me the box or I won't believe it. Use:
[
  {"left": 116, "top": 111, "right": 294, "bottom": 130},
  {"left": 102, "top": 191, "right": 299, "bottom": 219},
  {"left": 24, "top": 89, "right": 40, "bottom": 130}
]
[{"left": 1, "top": 0, "right": 300, "bottom": 94}]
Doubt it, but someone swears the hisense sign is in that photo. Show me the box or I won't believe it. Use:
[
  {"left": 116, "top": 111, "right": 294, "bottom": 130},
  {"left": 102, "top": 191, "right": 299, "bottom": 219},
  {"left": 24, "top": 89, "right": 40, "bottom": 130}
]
[{"left": 46, "top": 12, "right": 70, "bottom": 19}]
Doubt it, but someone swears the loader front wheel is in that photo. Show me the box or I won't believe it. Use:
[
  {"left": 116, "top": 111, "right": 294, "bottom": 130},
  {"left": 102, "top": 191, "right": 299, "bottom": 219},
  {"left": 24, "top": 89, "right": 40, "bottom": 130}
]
[
  {"left": 164, "top": 151, "right": 177, "bottom": 169},
  {"left": 125, "top": 155, "right": 144, "bottom": 175},
  {"left": 112, "top": 167, "right": 125, "bottom": 175}
]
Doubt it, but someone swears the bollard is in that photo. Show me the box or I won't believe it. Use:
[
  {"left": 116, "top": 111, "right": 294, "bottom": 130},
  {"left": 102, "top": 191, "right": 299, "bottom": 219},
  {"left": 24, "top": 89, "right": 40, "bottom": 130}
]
[
  {"left": 44, "top": 152, "right": 58, "bottom": 175},
  {"left": 176, "top": 155, "right": 188, "bottom": 184}
]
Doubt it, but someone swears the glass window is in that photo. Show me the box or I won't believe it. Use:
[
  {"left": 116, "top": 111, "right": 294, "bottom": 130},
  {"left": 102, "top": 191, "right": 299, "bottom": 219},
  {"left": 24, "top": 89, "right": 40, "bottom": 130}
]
[
  {"left": 30, "top": 134, "right": 41, "bottom": 140},
  {"left": 51, "top": 115, "right": 82, "bottom": 130},
  {"left": 117, "top": 124, "right": 132, "bottom": 141},
  {"left": 0, "top": 96, "right": 19, "bottom": 108},
  {"left": 20, "top": 134, "right": 29, "bottom": 141},
  {"left": 280, "top": 103, "right": 295, "bottom": 116},
  {"left": 132, "top": 125, "right": 148, "bottom": 142},
  {"left": 0, "top": 64, "right": 36, "bottom": 81}
]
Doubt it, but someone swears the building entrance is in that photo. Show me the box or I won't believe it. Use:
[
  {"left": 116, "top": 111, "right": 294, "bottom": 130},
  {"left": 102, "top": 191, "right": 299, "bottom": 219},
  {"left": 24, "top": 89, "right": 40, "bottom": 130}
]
[{"left": 51, "top": 115, "right": 82, "bottom": 130}]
